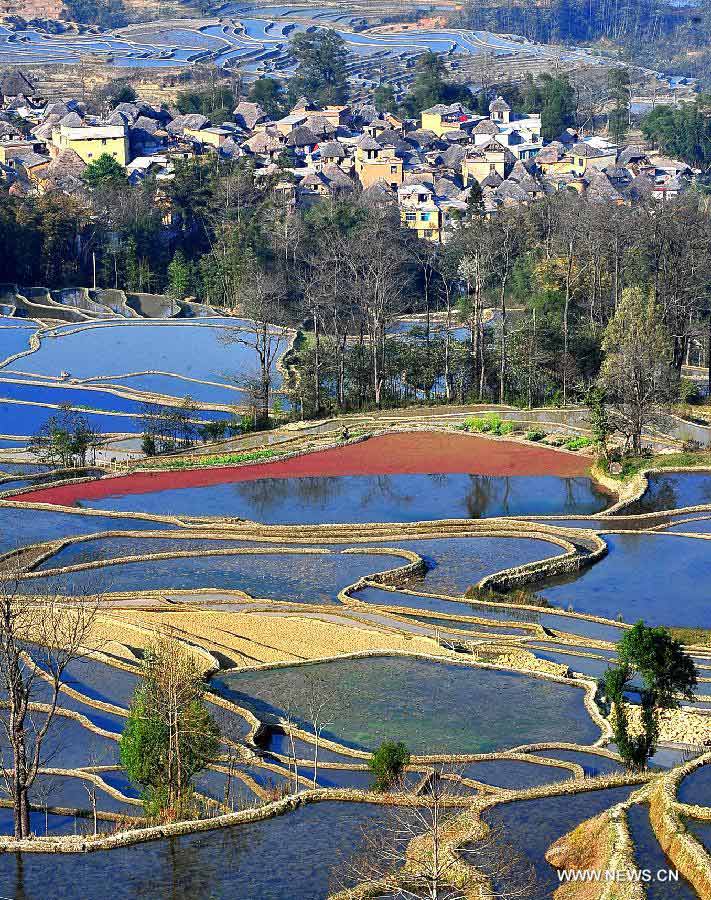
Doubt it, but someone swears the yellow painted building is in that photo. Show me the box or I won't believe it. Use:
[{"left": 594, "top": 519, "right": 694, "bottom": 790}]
[
  {"left": 184, "top": 126, "right": 231, "bottom": 149},
  {"left": 51, "top": 123, "right": 129, "bottom": 167},
  {"left": 462, "top": 139, "right": 507, "bottom": 185},
  {"left": 420, "top": 103, "right": 470, "bottom": 138},
  {"left": 398, "top": 184, "right": 442, "bottom": 242},
  {"left": 354, "top": 135, "right": 402, "bottom": 189}
]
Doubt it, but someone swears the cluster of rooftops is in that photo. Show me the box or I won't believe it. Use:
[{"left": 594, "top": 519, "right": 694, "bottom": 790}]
[{"left": 0, "top": 70, "right": 696, "bottom": 242}]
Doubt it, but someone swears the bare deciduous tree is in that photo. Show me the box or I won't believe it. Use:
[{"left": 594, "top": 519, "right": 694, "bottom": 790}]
[
  {"left": 332, "top": 769, "right": 536, "bottom": 900},
  {"left": 219, "top": 258, "right": 293, "bottom": 426},
  {"left": 0, "top": 569, "right": 99, "bottom": 839}
]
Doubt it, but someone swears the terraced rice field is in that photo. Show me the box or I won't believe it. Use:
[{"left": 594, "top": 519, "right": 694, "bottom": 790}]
[{"left": 1, "top": 427, "right": 710, "bottom": 896}]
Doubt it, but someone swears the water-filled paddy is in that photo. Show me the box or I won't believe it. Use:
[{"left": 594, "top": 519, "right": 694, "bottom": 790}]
[
  {"left": 36, "top": 532, "right": 562, "bottom": 595},
  {"left": 26, "top": 773, "right": 139, "bottom": 817},
  {"left": 0, "top": 326, "right": 36, "bottom": 363},
  {"left": 685, "top": 817, "right": 711, "bottom": 856},
  {"left": 367, "top": 536, "right": 561, "bottom": 595},
  {"left": 533, "top": 748, "right": 623, "bottom": 777},
  {"left": 627, "top": 473, "right": 711, "bottom": 514},
  {"left": 18, "top": 433, "right": 605, "bottom": 520},
  {"left": 70, "top": 472, "right": 609, "bottom": 523},
  {"left": 212, "top": 656, "right": 600, "bottom": 753},
  {"left": 679, "top": 763, "right": 711, "bottom": 807},
  {"left": 24, "top": 550, "right": 405, "bottom": 602},
  {"left": 540, "top": 533, "right": 711, "bottom": 627},
  {"left": 0, "top": 505, "right": 170, "bottom": 557},
  {"left": 0, "top": 801, "right": 397, "bottom": 899},
  {"left": 0, "top": 400, "right": 158, "bottom": 437},
  {"left": 478, "top": 786, "right": 638, "bottom": 897},
  {"left": 459, "top": 758, "right": 571, "bottom": 789},
  {"left": 37, "top": 534, "right": 263, "bottom": 568},
  {"left": 666, "top": 516, "right": 711, "bottom": 533},
  {"left": 626, "top": 804, "right": 697, "bottom": 900},
  {"left": 83, "top": 371, "right": 248, "bottom": 405},
  {"left": 3, "top": 321, "right": 289, "bottom": 392}
]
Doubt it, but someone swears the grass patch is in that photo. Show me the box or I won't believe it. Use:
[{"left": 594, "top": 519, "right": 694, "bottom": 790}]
[
  {"left": 670, "top": 626, "right": 711, "bottom": 647},
  {"left": 137, "top": 449, "right": 280, "bottom": 470},
  {"left": 609, "top": 451, "right": 711, "bottom": 480},
  {"left": 465, "top": 585, "right": 550, "bottom": 608}
]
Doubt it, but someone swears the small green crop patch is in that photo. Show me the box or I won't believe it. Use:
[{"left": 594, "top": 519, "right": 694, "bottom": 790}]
[
  {"left": 462, "top": 413, "right": 515, "bottom": 436},
  {"left": 137, "top": 449, "right": 279, "bottom": 470},
  {"left": 564, "top": 436, "right": 594, "bottom": 451}
]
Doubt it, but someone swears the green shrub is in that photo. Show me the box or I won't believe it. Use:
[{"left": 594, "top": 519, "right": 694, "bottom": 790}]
[
  {"left": 524, "top": 429, "right": 545, "bottom": 442},
  {"left": 369, "top": 740, "right": 410, "bottom": 791},
  {"left": 462, "top": 416, "right": 485, "bottom": 432},
  {"left": 679, "top": 378, "right": 703, "bottom": 405}
]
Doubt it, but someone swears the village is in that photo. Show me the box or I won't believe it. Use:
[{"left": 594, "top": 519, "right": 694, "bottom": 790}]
[{"left": 0, "top": 65, "right": 695, "bottom": 245}]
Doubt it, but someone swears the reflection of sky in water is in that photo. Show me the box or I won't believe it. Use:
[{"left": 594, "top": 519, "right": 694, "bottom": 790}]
[
  {"left": 540, "top": 533, "right": 711, "bottom": 627},
  {"left": 38, "top": 534, "right": 558, "bottom": 596},
  {"left": 0, "top": 801, "right": 394, "bottom": 899},
  {"left": 80, "top": 473, "right": 610, "bottom": 523},
  {"left": 0, "top": 506, "right": 169, "bottom": 557},
  {"left": 22, "top": 550, "right": 403, "bottom": 603},
  {"left": 627, "top": 804, "right": 698, "bottom": 900},
  {"left": 480, "top": 787, "right": 638, "bottom": 897},
  {"left": 626, "top": 473, "right": 711, "bottom": 513}
]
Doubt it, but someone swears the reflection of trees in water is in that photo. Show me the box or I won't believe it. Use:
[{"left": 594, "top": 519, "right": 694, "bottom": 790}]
[
  {"left": 231, "top": 473, "right": 454, "bottom": 520},
  {"left": 225, "top": 472, "right": 606, "bottom": 522},
  {"left": 230, "top": 476, "right": 348, "bottom": 518},
  {"left": 465, "top": 475, "right": 511, "bottom": 518}
]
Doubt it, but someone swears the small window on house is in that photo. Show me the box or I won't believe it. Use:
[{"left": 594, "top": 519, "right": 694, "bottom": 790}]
[
  {"left": 87, "top": 153, "right": 93, "bottom": 158},
  {"left": 421, "top": 212, "right": 430, "bottom": 222},
  {"left": 101, "top": 138, "right": 107, "bottom": 145},
  {"left": 390, "top": 165, "right": 397, "bottom": 174},
  {"left": 489, "top": 163, "right": 496, "bottom": 172},
  {"left": 405, "top": 212, "right": 416, "bottom": 222}
]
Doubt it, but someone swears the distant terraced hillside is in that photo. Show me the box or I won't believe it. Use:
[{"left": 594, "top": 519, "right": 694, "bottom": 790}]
[{"left": 0, "top": 0, "right": 63, "bottom": 17}]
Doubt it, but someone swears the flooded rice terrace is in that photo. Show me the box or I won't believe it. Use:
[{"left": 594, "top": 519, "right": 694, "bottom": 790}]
[{"left": 1, "top": 415, "right": 711, "bottom": 896}]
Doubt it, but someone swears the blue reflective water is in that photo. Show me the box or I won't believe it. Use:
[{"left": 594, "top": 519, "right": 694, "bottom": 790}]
[
  {"left": 533, "top": 748, "right": 623, "bottom": 777},
  {"left": 5, "top": 321, "right": 289, "bottom": 392},
  {"left": 84, "top": 372, "right": 248, "bottom": 405},
  {"left": 679, "top": 763, "right": 711, "bottom": 807},
  {"left": 37, "top": 534, "right": 259, "bottom": 568},
  {"left": 0, "top": 801, "right": 397, "bottom": 898},
  {"left": 627, "top": 804, "right": 697, "bottom": 900},
  {"left": 685, "top": 817, "right": 711, "bottom": 856},
  {"left": 0, "top": 505, "right": 170, "bottom": 556},
  {"left": 213, "top": 656, "right": 600, "bottom": 753},
  {"left": 460, "top": 758, "right": 571, "bottom": 789},
  {"left": 23, "top": 550, "right": 407, "bottom": 603},
  {"left": 0, "top": 326, "right": 35, "bottom": 363},
  {"left": 540, "top": 534, "right": 711, "bottom": 627},
  {"left": 0, "top": 378, "right": 225, "bottom": 415},
  {"left": 627, "top": 473, "right": 711, "bottom": 514},
  {"left": 81, "top": 473, "right": 610, "bottom": 523},
  {"left": 479, "top": 786, "right": 638, "bottom": 897}
]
